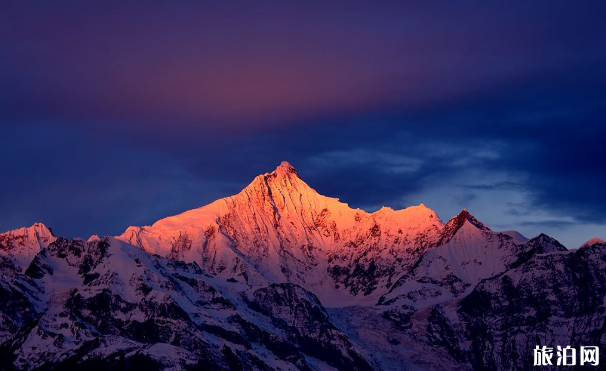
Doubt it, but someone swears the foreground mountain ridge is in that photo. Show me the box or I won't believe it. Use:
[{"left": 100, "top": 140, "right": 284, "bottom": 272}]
[{"left": 1, "top": 162, "right": 605, "bottom": 371}]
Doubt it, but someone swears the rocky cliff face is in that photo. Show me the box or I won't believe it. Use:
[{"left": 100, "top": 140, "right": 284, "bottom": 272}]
[
  {"left": 0, "top": 223, "right": 56, "bottom": 272},
  {"left": 378, "top": 216, "right": 568, "bottom": 308},
  {"left": 1, "top": 162, "right": 604, "bottom": 371},
  {"left": 457, "top": 239, "right": 606, "bottom": 371},
  {"left": 0, "top": 237, "right": 374, "bottom": 371},
  {"left": 119, "top": 162, "right": 444, "bottom": 304}
]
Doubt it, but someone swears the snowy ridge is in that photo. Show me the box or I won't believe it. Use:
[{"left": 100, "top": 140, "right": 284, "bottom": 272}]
[
  {"left": 118, "top": 161, "right": 444, "bottom": 304},
  {"left": 579, "top": 236, "right": 606, "bottom": 248},
  {"left": 0, "top": 222, "right": 56, "bottom": 272},
  {"left": 379, "top": 210, "right": 532, "bottom": 307}
]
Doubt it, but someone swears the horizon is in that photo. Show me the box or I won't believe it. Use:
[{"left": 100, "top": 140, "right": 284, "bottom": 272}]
[
  {"left": 1, "top": 1, "right": 605, "bottom": 248},
  {"left": 5, "top": 160, "right": 601, "bottom": 249}
]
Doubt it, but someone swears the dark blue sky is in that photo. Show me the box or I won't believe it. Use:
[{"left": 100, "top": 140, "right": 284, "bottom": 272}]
[{"left": 1, "top": 1, "right": 605, "bottom": 247}]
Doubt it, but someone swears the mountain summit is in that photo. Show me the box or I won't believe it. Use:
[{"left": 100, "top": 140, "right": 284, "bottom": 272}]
[
  {"left": 116, "top": 162, "right": 556, "bottom": 305},
  {"left": 119, "top": 161, "right": 445, "bottom": 301},
  {"left": 273, "top": 160, "right": 299, "bottom": 177},
  {"left": 0, "top": 222, "right": 56, "bottom": 271},
  {"left": 436, "top": 208, "right": 490, "bottom": 246},
  {"left": 580, "top": 236, "right": 606, "bottom": 248}
]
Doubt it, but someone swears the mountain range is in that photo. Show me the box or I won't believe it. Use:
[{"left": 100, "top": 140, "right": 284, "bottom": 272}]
[{"left": 1, "top": 162, "right": 604, "bottom": 371}]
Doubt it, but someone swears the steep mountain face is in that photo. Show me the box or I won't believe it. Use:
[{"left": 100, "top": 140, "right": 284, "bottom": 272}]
[
  {"left": 0, "top": 223, "right": 56, "bottom": 272},
  {"left": 1, "top": 162, "right": 605, "bottom": 371},
  {"left": 119, "top": 162, "right": 444, "bottom": 303},
  {"left": 456, "top": 239, "right": 606, "bottom": 371},
  {"left": 378, "top": 214, "right": 567, "bottom": 308},
  {"left": 0, "top": 256, "right": 42, "bottom": 343},
  {"left": 0, "top": 237, "right": 374, "bottom": 371},
  {"left": 374, "top": 235, "right": 601, "bottom": 371}
]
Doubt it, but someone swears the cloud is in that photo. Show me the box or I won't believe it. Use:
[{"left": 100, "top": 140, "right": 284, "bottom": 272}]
[
  {"left": 517, "top": 220, "right": 581, "bottom": 229},
  {"left": 2, "top": 1, "right": 605, "bottom": 131}
]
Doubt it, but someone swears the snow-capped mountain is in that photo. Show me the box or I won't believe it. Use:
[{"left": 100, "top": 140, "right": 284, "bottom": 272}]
[
  {"left": 118, "top": 162, "right": 444, "bottom": 304},
  {"left": 579, "top": 237, "right": 606, "bottom": 249},
  {"left": 378, "top": 212, "right": 567, "bottom": 308},
  {"left": 1, "top": 162, "right": 605, "bottom": 371},
  {"left": 0, "top": 223, "right": 56, "bottom": 272},
  {"left": 455, "top": 237, "right": 606, "bottom": 370}
]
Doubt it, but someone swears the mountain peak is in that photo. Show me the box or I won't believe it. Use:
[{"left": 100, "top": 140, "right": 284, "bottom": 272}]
[
  {"left": 273, "top": 161, "right": 299, "bottom": 178},
  {"left": 88, "top": 234, "right": 101, "bottom": 243},
  {"left": 453, "top": 209, "right": 490, "bottom": 231},
  {"left": 436, "top": 209, "right": 490, "bottom": 246},
  {"left": 0, "top": 222, "right": 57, "bottom": 272},
  {"left": 580, "top": 237, "right": 606, "bottom": 248},
  {"left": 525, "top": 233, "right": 568, "bottom": 253},
  {"left": 242, "top": 161, "right": 308, "bottom": 197},
  {"left": 0, "top": 222, "right": 55, "bottom": 239}
]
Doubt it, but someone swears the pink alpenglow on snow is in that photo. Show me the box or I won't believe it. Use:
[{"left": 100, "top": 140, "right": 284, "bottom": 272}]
[{"left": 0, "top": 222, "right": 56, "bottom": 272}]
